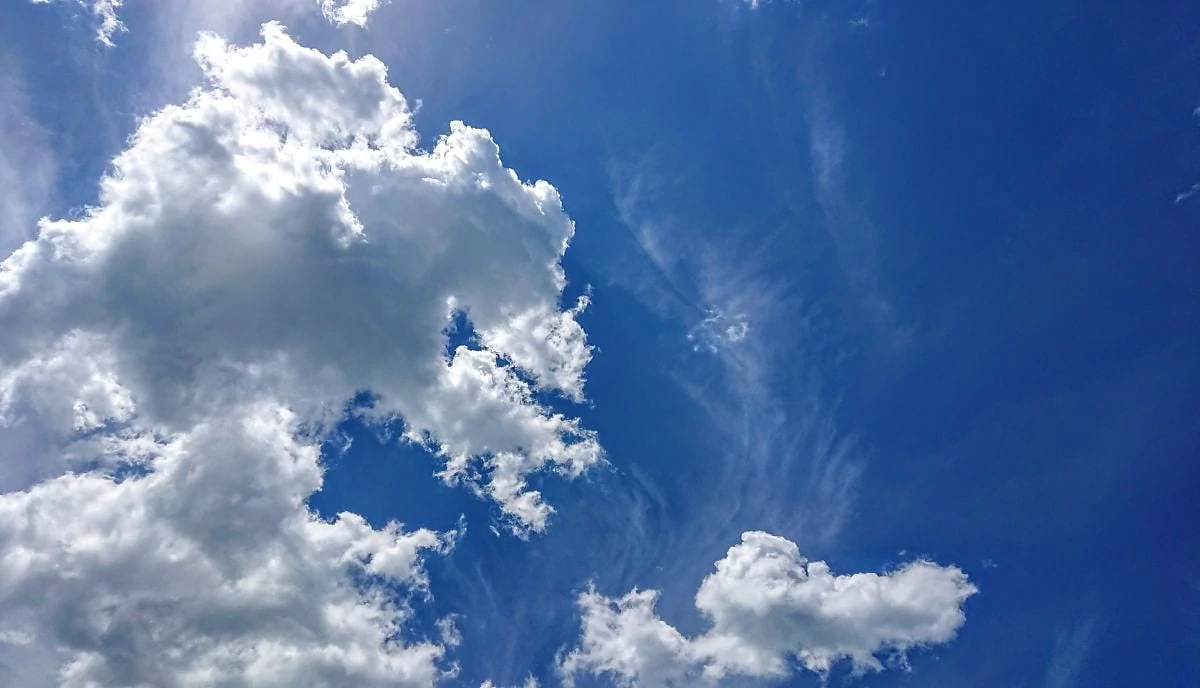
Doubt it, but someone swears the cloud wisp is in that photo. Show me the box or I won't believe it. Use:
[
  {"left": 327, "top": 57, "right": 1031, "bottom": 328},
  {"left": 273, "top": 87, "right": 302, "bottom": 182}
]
[
  {"left": 0, "top": 66, "right": 56, "bottom": 259},
  {"left": 1044, "top": 618, "right": 1099, "bottom": 688},
  {"left": 609, "top": 154, "right": 862, "bottom": 555},
  {"left": 31, "top": 0, "right": 125, "bottom": 45}
]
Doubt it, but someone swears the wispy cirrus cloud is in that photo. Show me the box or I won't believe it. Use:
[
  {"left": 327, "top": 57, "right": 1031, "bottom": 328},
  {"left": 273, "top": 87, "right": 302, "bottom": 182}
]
[
  {"left": 608, "top": 151, "right": 863, "bottom": 556},
  {"left": 1045, "top": 617, "right": 1099, "bottom": 688},
  {"left": 31, "top": 0, "right": 124, "bottom": 45},
  {"left": 0, "top": 65, "right": 56, "bottom": 258},
  {"left": 1174, "top": 182, "right": 1200, "bottom": 204},
  {"left": 751, "top": 9, "right": 911, "bottom": 350}
]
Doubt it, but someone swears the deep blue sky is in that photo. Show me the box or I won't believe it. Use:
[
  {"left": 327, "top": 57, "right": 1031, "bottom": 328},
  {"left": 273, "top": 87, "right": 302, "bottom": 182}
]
[{"left": 3, "top": 0, "right": 1199, "bottom": 686}]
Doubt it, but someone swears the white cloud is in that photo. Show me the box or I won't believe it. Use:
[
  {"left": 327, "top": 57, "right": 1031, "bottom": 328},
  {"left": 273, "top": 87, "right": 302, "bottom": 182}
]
[
  {"left": 0, "top": 21, "right": 601, "bottom": 685},
  {"left": 1174, "top": 182, "right": 1200, "bottom": 204},
  {"left": 0, "top": 22, "right": 600, "bottom": 531},
  {"left": 687, "top": 307, "right": 749, "bottom": 353},
  {"left": 31, "top": 0, "right": 125, "bottom": 45},
  {"left": 0, "top": 403, "right": 456, "bottom": 686},
  {"left": 560, "top": 531, "right": 977, "bottom": 686},
  {"left": 321, "top": 0, "right": 385, "bottom": 27}
]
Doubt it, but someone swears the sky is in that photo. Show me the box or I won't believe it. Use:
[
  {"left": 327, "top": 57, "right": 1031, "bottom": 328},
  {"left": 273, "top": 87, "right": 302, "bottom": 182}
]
[{"left": 0, "top": 1, "right": 1197, "bottom": 687}]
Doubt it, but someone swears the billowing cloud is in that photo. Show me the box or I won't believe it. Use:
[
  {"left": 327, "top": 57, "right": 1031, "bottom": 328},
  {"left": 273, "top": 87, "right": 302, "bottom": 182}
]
[
  {"left": 0, "top": 21, "right": 599, "bottom": 686},
  {"left": 560, "top": 531, "right": 976, "bottom": 686},
  {"left": 0, "top": 22, "right": 600, "bottom": 530},
  {"left": 0, "top": 404, "right": 456, "bottom": 686}
]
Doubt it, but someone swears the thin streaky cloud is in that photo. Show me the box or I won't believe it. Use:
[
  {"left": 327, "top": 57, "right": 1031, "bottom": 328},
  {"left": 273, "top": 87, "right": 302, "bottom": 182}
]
[
  {"left": 1174, "top": 182, "right": 1200, "bottom": 204},
  {"left": 1045, "top": 618, "right": 1099, "bottom": 688}
]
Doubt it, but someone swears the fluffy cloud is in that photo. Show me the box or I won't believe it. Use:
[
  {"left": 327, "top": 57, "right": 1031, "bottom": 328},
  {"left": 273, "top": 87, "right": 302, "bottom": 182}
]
[
  {"left": 0, "top": 22, "right": 600, "bottom": 529},
  {"left": 0, "top": 404, "right": 455, "bottom": 686},
  {"left": 560, "top": 532, "right": 977, "bottom": 686},
  {"left": 0, "top": 21, "right": 599, "bottom": 686}
]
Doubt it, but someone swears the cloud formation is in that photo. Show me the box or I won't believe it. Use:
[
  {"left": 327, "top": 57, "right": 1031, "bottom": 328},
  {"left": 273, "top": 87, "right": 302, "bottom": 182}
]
[
  {"left": 0, "top": 21, "right": 599, "bottom": 685},
  {"left": 0, "top": 22, "right": 599, "bottom": 529},
  {"left": 0, "top": 403, "right": 455, "bottom": 686},
  {"left": 560, "top": 531, "right": 976, "bottom": 686}
]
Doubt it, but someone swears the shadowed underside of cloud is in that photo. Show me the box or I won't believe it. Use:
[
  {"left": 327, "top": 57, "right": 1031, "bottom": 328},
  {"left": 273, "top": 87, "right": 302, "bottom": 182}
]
[
  {"left": 0, "top": 22, "right": 598, "bottom": 685},
  {"left": 560, "top": 531, "right": 976, "bottom": 687}
]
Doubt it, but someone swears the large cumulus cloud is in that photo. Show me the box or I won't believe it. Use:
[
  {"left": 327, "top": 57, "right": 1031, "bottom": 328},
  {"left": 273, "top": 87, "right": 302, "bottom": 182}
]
[
  {"left": 560, "top": 531, "right": 976, "bottom": 686},
  {"left": 0, "top": 22, "right": 600, "bottom": 528},
  {"left": 0, "top": 22, "right": 599, "bottom": 685}
]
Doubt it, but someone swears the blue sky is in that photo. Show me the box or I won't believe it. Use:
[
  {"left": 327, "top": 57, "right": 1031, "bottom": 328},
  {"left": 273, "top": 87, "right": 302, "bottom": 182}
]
[{"left": 0, "top": 1, "right": 1198, "bottom": 687}]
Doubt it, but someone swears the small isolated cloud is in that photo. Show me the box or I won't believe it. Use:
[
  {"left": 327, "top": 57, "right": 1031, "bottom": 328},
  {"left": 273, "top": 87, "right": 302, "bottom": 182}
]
[
  {"left": 1175, "top": 182, "right": 1200, "bottom": 204},
  {"left": 687, "top": 307, "right": 749, "bottom": 353},
  {"left": 560, "top": 531, "right": 977, "bottom": 686},
  {"left": 31, "top": 0, "right": 124, "bottom": 45},
  {"left": 1044, "top": 618, "right": 1099, "bottom": 688},
  {"left": 321, "top": 0, "right": 385, "bottom": 27}
]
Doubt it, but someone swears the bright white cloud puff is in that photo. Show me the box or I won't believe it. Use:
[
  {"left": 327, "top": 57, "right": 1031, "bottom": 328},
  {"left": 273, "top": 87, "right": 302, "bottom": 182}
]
[
  {"left": 560, "top": 531, "right": 977, "bottom": 686},
  {"left": 321, "top": 0, "right": 385, "bottom": 27},
  {"left": 0, "top": 22, "right": 600, "bottom": 685}
]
